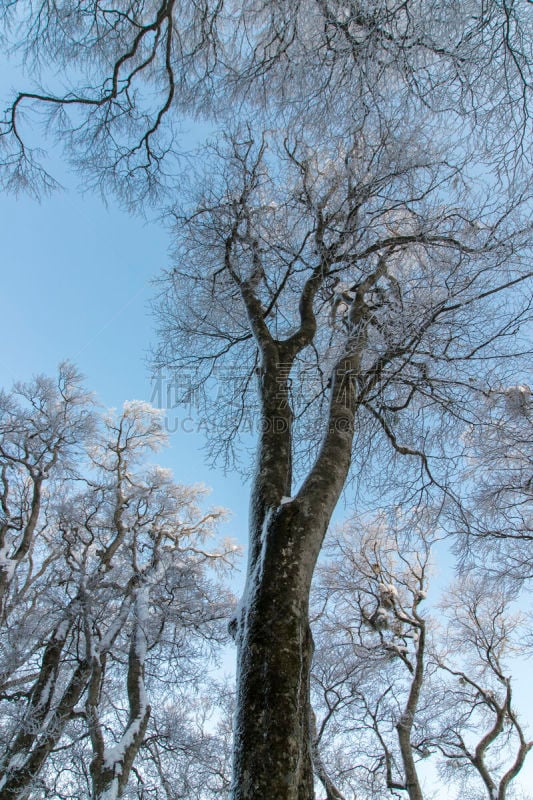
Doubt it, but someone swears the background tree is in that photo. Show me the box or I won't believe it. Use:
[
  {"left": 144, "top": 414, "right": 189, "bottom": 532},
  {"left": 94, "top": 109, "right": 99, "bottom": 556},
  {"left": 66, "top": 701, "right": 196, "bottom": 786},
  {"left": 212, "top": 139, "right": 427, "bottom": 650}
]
[
  {"left": 450, "top": 383, "right": 533, "bottom": 585},
  {"left": 311, "top": 515, "right": 532, "bottom": 800},
  {"left": 311, "top": 513, "right": 436, "bottom": 800},
  {"left": 0, "top": 363, "right": 93, "bottom": 618},
  {"left": 433, "top": 576, "right": 532, "bottom": 800},
  {"left": 0, "top": 370, "right": 237, "bottom": 800}
]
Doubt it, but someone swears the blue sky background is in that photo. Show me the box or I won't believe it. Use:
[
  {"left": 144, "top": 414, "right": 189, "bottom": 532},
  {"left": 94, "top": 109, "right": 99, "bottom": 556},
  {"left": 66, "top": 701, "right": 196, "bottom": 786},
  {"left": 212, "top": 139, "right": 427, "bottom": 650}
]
[{"left": 0, "top": 158, "right": 251, "bottom": 553}]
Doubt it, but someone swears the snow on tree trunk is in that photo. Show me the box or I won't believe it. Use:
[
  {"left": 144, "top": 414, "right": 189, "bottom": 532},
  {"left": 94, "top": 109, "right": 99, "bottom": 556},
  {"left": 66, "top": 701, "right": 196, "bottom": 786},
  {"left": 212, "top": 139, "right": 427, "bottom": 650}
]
[
  {"left": 228, "top": 309, "right": 360, "bottom": 799},
  {"left": 232, "top": 505, "right": 316, "bottom": 800},
  {"left": 0, "top": 657, "right": 91, "bottom": 800},
  {"left": 90, "top": 587, "right": 151, "bottom": 800}
]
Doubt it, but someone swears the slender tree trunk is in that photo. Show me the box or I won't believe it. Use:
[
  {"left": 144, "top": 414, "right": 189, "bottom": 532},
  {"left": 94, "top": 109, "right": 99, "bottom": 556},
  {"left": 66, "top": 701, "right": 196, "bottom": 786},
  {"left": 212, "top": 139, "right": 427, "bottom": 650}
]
[
  {"left": 0, "top": 659, "right": 91, "bottom": 800},
  {"left": 396, "top": 721, "right": 424, "bottom": 800},
  {"left": 89, "top": 588, "right": 151, "bottom": 800},
  {"left": 0, "top": 475, "right": 42, "bottom": 618},
  {"left": 396, "top": 616, "right": 425, "bottom": 800},
  {"left": 310, "top": 708, "right": 346, "bottom": 800}
]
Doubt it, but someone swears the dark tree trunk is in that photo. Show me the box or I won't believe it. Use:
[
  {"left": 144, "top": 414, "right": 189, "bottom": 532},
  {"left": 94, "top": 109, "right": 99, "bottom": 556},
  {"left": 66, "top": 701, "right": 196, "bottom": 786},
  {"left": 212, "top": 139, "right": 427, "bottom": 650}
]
[
  {"left": 230, "top": 255, "right": 366, "bottom": 799},
  {"left": 232, "top": 505, "right": 316, "bottom": 800},
  {"left": 0, "top": 658, "right": 91, "bottom": 800},
  {"left": 396, "top": 720, "right": 424, "bottom": 800}
]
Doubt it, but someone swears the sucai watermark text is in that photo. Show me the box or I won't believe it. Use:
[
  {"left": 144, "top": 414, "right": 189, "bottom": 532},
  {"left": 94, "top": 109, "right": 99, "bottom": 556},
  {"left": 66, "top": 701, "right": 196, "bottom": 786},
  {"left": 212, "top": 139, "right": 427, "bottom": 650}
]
[{"left": 148, "top": 366, "right": 355, "bottom": 435}]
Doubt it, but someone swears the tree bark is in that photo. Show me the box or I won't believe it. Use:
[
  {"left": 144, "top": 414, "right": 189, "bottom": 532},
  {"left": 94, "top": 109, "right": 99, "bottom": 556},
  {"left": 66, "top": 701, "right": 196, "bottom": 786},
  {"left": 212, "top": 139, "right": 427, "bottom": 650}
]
[
  {"left": 232, "top": 350, "right": 359, "bottom": 799},
  {"left": 395, "top": 615, "right": 425, "bottom": 800},
  {"left": 229, "top": 229, "right": 368, "bottom": 799},
  {"left": 0, "top": 658, "right": 91, "bottom": 800},
  {"left": 232, "top": 504, "right": 316, "bottom": 800},
  {"left": 89, "top": 587, "right": 151, "bottom": 800}
]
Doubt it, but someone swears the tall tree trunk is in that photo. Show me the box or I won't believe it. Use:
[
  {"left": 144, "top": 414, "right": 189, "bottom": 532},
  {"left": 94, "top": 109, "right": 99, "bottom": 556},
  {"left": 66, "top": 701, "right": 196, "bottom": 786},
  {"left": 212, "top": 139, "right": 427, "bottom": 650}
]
[
  {"left": 395, "top": 615, "right": 425, "bottom": 800},
  {"left": 232, "top": 504, "right": 316, "bottom": 800},
  {"left": 230, "top": 258, "right": 367, "bottom": 799}
]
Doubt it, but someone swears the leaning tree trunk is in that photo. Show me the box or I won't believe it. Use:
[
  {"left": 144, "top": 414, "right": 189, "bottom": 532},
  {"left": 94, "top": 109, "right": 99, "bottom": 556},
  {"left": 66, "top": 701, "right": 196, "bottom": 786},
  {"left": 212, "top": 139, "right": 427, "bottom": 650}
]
[{"left": 396, "top": 607, "right": 425, "bottom": 800}]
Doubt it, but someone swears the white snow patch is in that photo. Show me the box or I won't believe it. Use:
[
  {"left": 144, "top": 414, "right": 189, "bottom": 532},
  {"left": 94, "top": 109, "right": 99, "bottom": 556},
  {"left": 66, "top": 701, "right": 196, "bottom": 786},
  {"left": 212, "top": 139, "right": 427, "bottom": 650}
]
[
  {"left": 102, "top": 716, "right": 144, "bottom": 771},
  {"left": 98, "top": 777, "right": 120, "bottom": 800},
  {"left": 0, "top": 752, "right": 27, "bottom": 789},
  {"left": 378, "top": 582, "right": 398, "bottom": 598},
  {"left": 54, "top": 618, "right": 71, "bottom": 641},
  {"left": 36, "top": 674, "right": 54, "bottom": 708},
  {"left": 0, "top": 552, "right": 16, "bottom": 582},
  {"left": 504, "top": 384, "right": 531, "bottom": 417}
]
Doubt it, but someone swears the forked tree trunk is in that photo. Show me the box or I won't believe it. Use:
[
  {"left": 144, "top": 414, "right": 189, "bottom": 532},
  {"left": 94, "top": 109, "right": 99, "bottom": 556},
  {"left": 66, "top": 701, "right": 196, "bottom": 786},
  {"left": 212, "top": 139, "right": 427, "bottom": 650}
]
[
  {"left": 229, "top": 263, "right": 368, "bottom": 799},
  {"left": 88, "top": 588, "right": 151, "bottom": 800}
]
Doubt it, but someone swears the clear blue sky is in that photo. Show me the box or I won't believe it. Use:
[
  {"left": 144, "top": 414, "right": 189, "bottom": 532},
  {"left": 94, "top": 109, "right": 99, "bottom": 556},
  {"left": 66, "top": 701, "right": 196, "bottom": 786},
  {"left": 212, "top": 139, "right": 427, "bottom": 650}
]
[{"left": 0, "top": 159, "right": 250, "bottom": 553}]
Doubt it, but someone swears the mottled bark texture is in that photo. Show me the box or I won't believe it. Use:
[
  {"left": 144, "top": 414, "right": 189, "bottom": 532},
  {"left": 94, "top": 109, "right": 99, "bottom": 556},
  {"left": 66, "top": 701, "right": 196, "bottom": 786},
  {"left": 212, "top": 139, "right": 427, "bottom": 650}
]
[
  {"left": 232, "top": 339, "right": 360, "bottom": 799},
  {"left": 224, "top": 190, "right": 371, "bottom": 795},
  {"left": 232, "top": 508, "right": 315, "bottom": 800}
]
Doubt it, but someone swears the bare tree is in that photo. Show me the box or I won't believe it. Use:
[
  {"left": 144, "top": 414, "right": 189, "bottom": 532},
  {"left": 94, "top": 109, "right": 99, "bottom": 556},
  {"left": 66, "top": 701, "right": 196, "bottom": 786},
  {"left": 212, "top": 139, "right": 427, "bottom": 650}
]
[
  {"left": 134, "top": 678, "right": 235, "bottom": 800},
  {"left": 433, "top": 577, "right": 532, "bottom": 800},
  {"left": 152, "top": 125, "right": 530, "bottom": 798},
  {"left": 0, "top": 363, "right": 94, "bottom": 620},
  {"left": 311, "top": 516, "right": 532, "bottom": 800},
  {"left": 450, "top": 383, "right": 533, "bottom": 585},
  {"left": 0, "top": 377, "right": 237, "bottom": 800},
  {"left": 311, "top": 513, "right": 435, "bottom": 800},
  {"left": 0, "top": 1, "right": 530, "bottom": 197}
]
